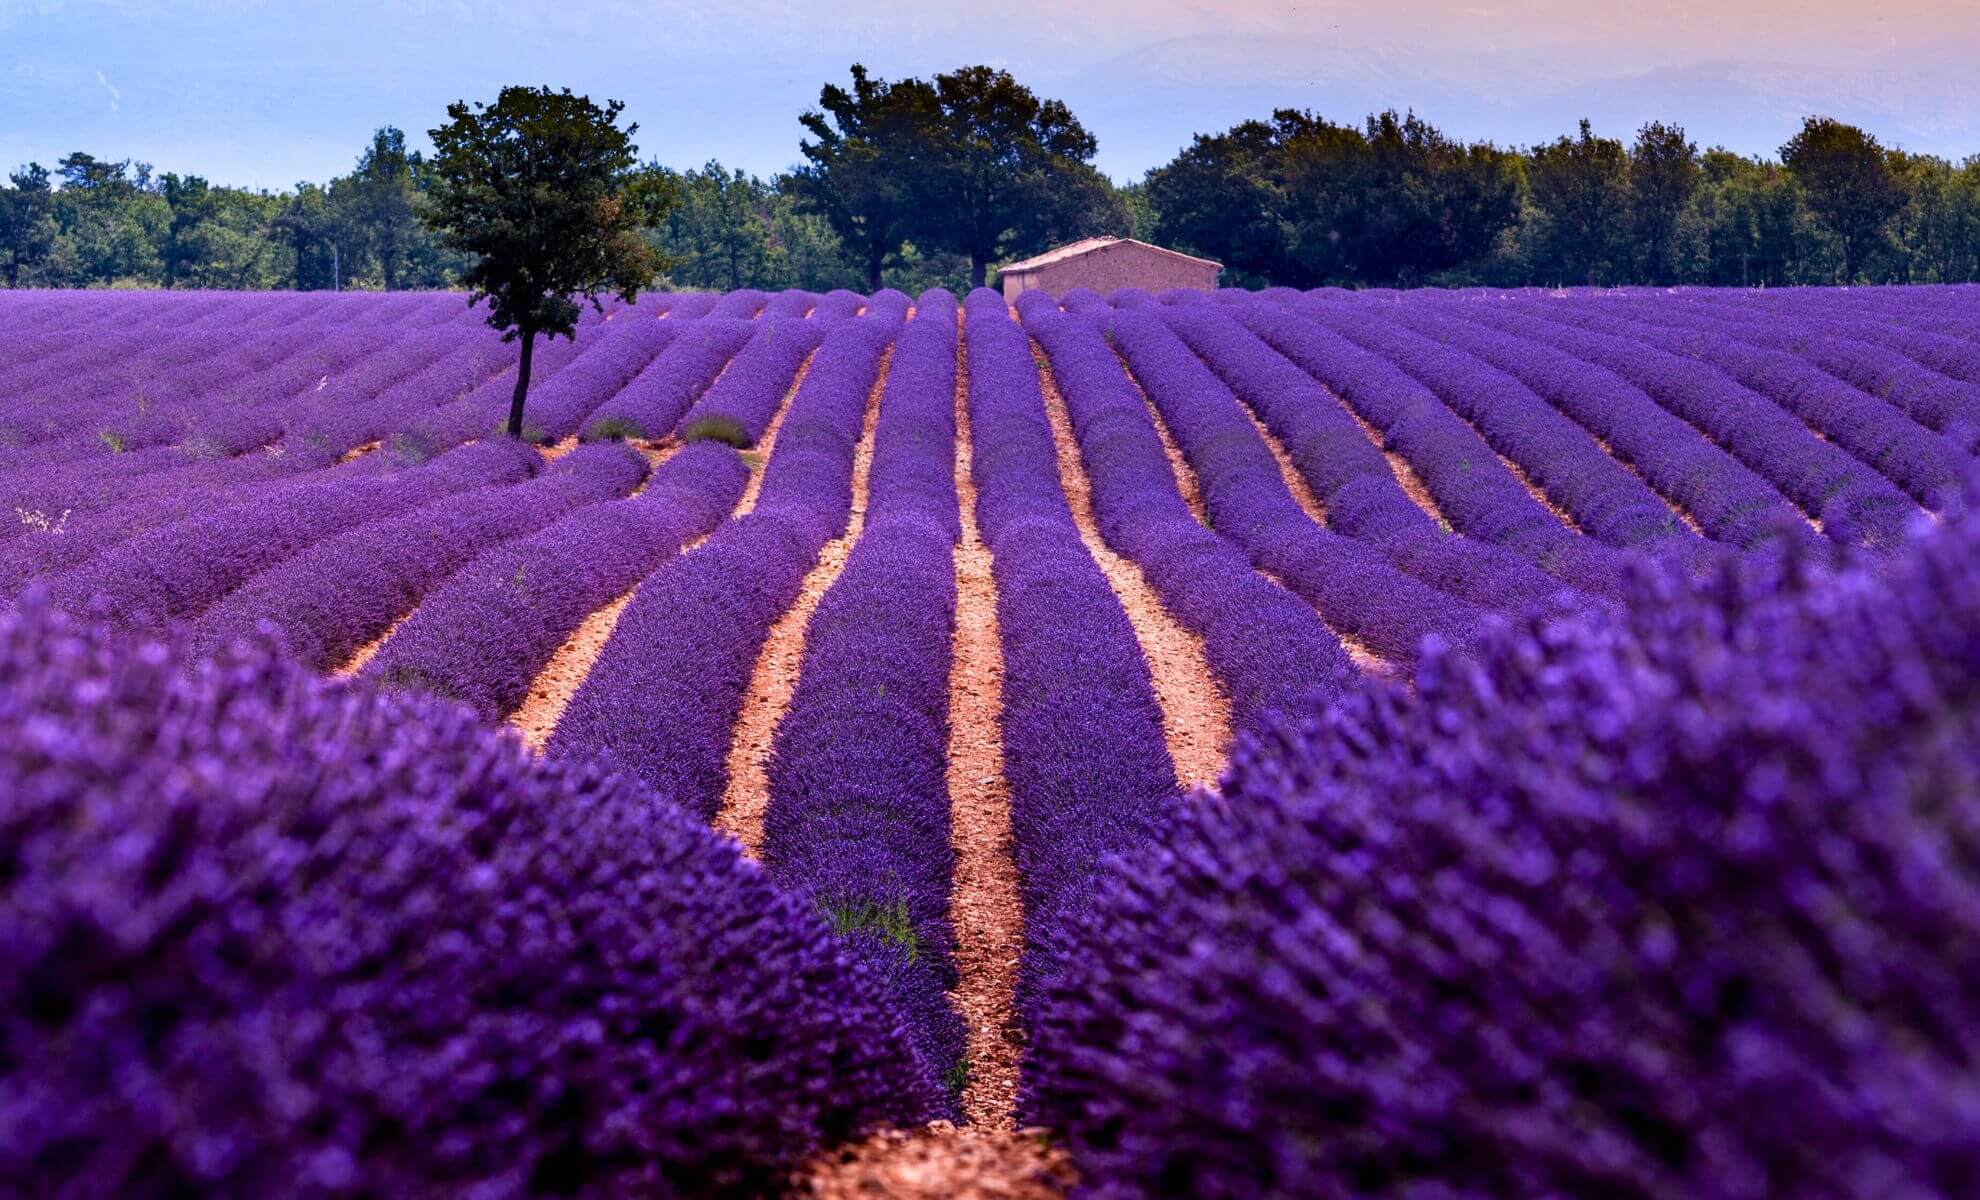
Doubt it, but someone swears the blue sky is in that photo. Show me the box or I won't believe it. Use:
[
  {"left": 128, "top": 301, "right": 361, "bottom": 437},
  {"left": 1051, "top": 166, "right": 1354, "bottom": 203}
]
[{"left": 3, "top": 1, "right": 1975, "bottom": 189}]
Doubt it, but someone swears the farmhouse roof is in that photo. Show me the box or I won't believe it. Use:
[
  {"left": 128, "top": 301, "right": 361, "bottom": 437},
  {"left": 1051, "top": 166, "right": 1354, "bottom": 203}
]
[{"left": 1000, "top": 236, "right": 1222, "bottom": 274}]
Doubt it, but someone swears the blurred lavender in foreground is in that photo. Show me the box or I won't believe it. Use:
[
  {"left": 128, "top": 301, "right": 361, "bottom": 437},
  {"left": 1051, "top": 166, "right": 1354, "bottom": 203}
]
[
  {"left": 0, "top": 599, "right": 939, "bottom": 1197},
  {"left": 1028, "top": 494, "right": 1980, "bottom": 1199}
]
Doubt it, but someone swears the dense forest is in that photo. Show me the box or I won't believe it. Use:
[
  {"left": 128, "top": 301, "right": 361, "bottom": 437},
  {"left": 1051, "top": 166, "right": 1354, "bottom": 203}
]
[{"left": 4, "top": 64, "right": 1978, "bottom": 293}]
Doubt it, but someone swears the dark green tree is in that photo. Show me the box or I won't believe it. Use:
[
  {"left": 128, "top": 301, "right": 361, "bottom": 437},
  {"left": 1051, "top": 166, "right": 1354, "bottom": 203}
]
[
  {"left": 909, "top": 66, "right": 1110, "bottom": 288},
  {"left": 53, "top": 153, "right": 164, "bottom": 283},
  {"left": 424, "top": 86, "right": 664, "bottom": 439},
  {"left": 1527, "top": 119, "right": 1630, "bottom": 285},
  {"left": 1888, "top": 151, "right": 1980, "bottom": 283},
  {"left": 1782, "top": 116, "right": 1904, "bottom": 281},
  {"left": 1319, "top": 110, "right": 1519, "bottom": 284},
  {"left": 348, "top": 127, "right": 427, "bottom": 289},
  {"left": 1627, "top": 121, "right": 1700, "bottom": 284},
  {"left": 792, "top": 65, "right": 939, "bottom": 291},
  {"left": 0, "top": 164, "right": 57, "bottom": 287},
  {"left": 1693, "top": 150, "right": 1810, "bottom": 287},
  {"left": 160, "top": 174, "right": 219, "bottom": 287},
  {"left": 272, "top": 182, "right": 344, "bottom": 289},
  {"left": 659, "top": 162, "right": 776, "bottom": 290},
  {"left": 1149, "top": 109, "right": 1518, "bottom": 287}
]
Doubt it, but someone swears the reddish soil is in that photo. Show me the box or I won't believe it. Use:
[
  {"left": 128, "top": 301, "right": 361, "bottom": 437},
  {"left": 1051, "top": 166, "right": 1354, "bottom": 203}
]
[
  {"left": 507, "top": 591, "right": 636, "bottom": 752},
  {"left": 504, "top": 441, "right": 713, "bottom": 751},
  {"left": 1589, "top": 431, "right": 1709, "bottom": 536},
  {"left": 735, "top": 350, "right": 818, "bottom": 514},
  {"left": 1335, "top": 403, "right": 1454, "bottom": 528},
  {"left": 711, "top": 347, "right": 889, "bottom": 856},
  {"left": 332, "top": 614, "right": 404, "bottom": 678},
  {"left": 1033, "top": 343, "right": 1230, "bottom": 790},
  {"left": 336, "top": 440, "right": 382, "bottom": 465},
  {"left": 1201, "top": 378, "right": 1400, "bottom": 676},
  {"left": 943, "top": 322, "right": 1028, "bottom": 1132},
  {"left": 1119, "top": 362, "right": 1211, "bottom": 527},
  {"left": 797, "top": 1123, "right": 1073, "bottom": 1200},
  {"left": 804, "top": 310, "right": 1073, "bottom": 1198}
]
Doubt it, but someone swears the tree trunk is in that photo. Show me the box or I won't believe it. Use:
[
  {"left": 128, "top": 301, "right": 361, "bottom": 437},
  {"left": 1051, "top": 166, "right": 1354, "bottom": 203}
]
[
  {"left": 866, "top": 242, "right": 885, "bottom": 293},
  {"left": 971, "top": 254, "right": 988, "bottom": 290},
  {"left": 506, "top": 330, "right": 537, "bottom": 440}
]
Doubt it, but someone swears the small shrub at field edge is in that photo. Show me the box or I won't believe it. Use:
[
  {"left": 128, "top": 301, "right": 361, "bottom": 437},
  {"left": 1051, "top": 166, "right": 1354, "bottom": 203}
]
[
  {"left": 682, "top": 414, "right": 753, "bottom": 449},
  {"left": 583, "top": 415, "right": 649, "bottom": 443}
]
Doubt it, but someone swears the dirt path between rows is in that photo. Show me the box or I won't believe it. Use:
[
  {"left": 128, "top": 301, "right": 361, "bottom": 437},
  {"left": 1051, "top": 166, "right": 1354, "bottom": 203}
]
[
  {"left": 1120, "top": 351, "right": 1396, "bottom": 679},
  {"left": 500, "top": 352, "right": 816, "bottom": 752},
  {"left": 801, "top": 311, "right": 1074, "bottom": 1197},
  {"left": 799, "top": 1122, "right": 1072, "bottom": 1200},
  {"left": 946, "top": 323, "right": 1027, "bottom": 1131},
  {"left": 332, "top": 615, "right": 403, "bottom": 678},
  {"left": 711, "top": 346, "right": 890, "bottom": 856},
  {"left": 1337, "top": 404, "right": 1454, "bottom": 529},
  {"left": 1032, "top": 342, "right": 1229, "bottom": 790}
]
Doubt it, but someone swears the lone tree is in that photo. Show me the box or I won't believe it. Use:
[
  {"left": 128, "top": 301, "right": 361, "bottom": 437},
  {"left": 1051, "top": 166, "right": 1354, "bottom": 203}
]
[{"left": 425, "top": 86, "right": 661, "bottom": 439}]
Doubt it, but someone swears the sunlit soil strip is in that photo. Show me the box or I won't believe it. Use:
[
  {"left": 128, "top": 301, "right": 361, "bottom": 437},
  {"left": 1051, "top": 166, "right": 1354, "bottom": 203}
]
[
  {"left": 710, "top": 347, "right": 890, "bottom": 857},
  {"left": 332, "top": 616, "right": 403, "bottom": 678},
  {"left": 1114, "top": 348, "right": 1399, "bottom": 681},
  {"left": 1422, "top": 394, "right": 1592, "bottom": 533},
  {"left": 503, "top": 437, "right": 739, "bottom": 750},
  {"left": 798, "top": 1121, "right": 1072, "bottom": 1200},
  {"left": 507, "top": 592, "right": 637, "bottom": 753},
  {"left": 947, "top": 318, "right": 1027, "bottom": 1132},
  {"left": 334, "top": 437, "right": 690, "bottom": 704},
  {"left": 1092, "top": 341, "right": 1211, "bottom": 528},
  {"left": 734, "top": 350, "right": 819, "bottom": 515},
  {"left": 1337, "top": 402, "right": 1457, "bottom": 529},
  {"left": 504, "top": 349, "right": 817, "bottom": 749},
  {"left": 1033, "top": 342, "right": 1229, "bottom": 790},
  {"left": 536, "top": 435, "right": 579, "bottom": 462},
  {"left": 1590, "top": 430, "right": 1708, "bottom": 536},
  {"left": 503, "top": 448, "right": 698, "bottom": 752},
  {"left": 336, "top": 439, "right": 382, "bottom": 465}
]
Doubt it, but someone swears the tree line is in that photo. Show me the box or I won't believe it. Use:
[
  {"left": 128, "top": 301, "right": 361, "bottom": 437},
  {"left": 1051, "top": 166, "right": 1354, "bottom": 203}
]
[
  {"left": 1154, "top": 110, "right": 1980, "bottom": 288},
  {"left": 5, "top": 63, "right": 1979, "bottom": 292}
]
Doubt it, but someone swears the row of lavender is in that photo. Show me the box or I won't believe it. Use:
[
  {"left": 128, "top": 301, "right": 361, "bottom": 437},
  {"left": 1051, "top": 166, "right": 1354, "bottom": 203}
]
[
  {"left": 0, "top": 287, "right": 916, "bottom": 639},
  {"left": 1020, "top": 283, "right": 1980, "bottom": 1197},
  {"left": 2, "top": 287, "right": 956, "bottom": 1194},
  {"left": 6, "top": 280, "right": 1978, "bottom": 1196},
  {"left": 1066, "top": 282, "right": 1973, "bottom": 551}
]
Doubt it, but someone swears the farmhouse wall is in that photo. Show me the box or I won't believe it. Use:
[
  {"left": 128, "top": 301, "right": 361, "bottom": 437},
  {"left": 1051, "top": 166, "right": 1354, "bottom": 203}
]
[{"left": 1001, "top": 240, "right": 1220, "bottom": 301}]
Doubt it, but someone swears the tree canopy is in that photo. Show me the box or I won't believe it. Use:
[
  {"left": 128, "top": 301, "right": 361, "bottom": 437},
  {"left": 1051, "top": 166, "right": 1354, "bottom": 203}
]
[
  {"left": 1782, "top": 116, "right": 1907, "bottom": 281},
  {"left": 424, "top": 86, "right": 665, "bottom": 438},
  {"left": 792, "top": 64, "right": 1124, "bottom": 289},
  {"left": 5, "top": 73, "right": 1980, "bottom": 293}
]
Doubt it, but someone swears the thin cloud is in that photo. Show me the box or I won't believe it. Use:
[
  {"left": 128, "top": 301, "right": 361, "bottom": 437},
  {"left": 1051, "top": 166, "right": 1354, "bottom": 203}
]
[{"left": 95, "top": 67, "right": 119, "bottom": 110}]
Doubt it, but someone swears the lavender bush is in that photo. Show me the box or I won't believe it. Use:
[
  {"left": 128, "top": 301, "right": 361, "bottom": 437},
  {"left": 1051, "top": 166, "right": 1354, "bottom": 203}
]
[
  {"left": 0, "top": 597, "right": 940, "bottom": 1197},
  {"left": 361, "top": 441, "right": 747, "bottom": 719},
  {"left": 1028, "top": 497, "right": 1980, "bottom": 1200}
]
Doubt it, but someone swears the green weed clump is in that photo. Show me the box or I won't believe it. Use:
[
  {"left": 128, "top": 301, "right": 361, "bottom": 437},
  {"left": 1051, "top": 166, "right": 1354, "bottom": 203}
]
[{"left": 682, "top": 415, "right": 751, "bottom": 449}]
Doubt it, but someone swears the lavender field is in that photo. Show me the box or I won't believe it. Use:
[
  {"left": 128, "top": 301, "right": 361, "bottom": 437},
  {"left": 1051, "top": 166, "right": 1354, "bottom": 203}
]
[{"left": 4, "top": 283, "right": 1978, "bottom": 1198}]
